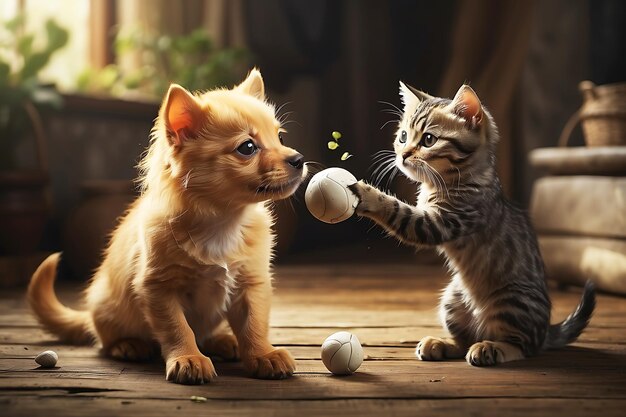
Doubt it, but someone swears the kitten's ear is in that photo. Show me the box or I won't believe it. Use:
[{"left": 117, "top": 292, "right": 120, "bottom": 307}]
[
  {"left": 399, "top": 81, "right": 432, "bottom": 110},
  {"left": 399, "top": 81, "right": 419, "bottom": 110},
  {"left": 162, "top": 84, "right": 204, "bottom": 146},
  {"left": 451, "top": 85, "right": 483, "bottom": 129},
  {"left": 236, "top": 68, "right": 265, "bottom": 100}
]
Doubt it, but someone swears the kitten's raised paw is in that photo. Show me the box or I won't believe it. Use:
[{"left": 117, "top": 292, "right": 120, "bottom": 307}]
[
  {"left": 466, "top": 341, "right": 503, "bottom": 367},
  {"left": 416, "top": 336, "right": 446, "bottom": 361},
  {"left": 244, "top": 348, "right": 295, "bottom": 379},
  {"left": 166, "top": 354, "right": 216, "bottom": 384},
  {"left": 348, "top": 181, "right": 375, "bottom": 214},
  {"left": 201, "top": 333, "right": 239, "bottom": 361},
  {"left": 107, "top": 338, "right": 156, "bottom": 362}
]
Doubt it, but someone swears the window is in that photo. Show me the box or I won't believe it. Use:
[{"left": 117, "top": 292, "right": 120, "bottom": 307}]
[{"left": 1, "top": 0, "right": 92, "bottom": 91}]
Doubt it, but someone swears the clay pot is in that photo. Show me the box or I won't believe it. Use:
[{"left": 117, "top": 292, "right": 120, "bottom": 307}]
[
  {"left": 0, "top": 170, "right": 48, "bottom": 255},
  {"left": 560, "top": 81, "right": 626, "bottom": 147}
]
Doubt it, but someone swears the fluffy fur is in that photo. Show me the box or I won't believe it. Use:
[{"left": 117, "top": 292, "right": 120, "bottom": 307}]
[
  {"left": 28, "top": 69, "right": 306, "bottom": 384},
  {"left": 349, "top": 82, "right": 595, "bottom": 366}
]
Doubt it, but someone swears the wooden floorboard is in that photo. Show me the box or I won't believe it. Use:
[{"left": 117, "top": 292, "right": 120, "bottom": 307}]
[{"left": 1, "top": 264, "right": 625, "bottom": 416}]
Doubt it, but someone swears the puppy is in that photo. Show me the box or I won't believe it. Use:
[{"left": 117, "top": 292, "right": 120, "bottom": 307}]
[{"left": 28, "top": 69, "right": 306, "bottom": 384}]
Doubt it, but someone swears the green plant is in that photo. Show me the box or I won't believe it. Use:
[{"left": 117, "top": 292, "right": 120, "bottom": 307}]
[
  {"left": 77, "top": 28, "right": 249, "bottom": 99},
  {"left": 0, "top": 14, "right": 68, "bottom": 170}
]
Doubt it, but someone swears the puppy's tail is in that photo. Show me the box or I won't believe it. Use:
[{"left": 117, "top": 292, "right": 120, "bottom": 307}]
[
  {"left": 544, "top": 281, "right": 596, "bottom": 350},
  {"left": 27, "top": 253, "right": 94, "bottom": 344}
]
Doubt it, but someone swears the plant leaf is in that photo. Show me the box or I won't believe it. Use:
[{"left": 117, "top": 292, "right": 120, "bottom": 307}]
[
  {"left": 0, "top": 62, "right": 10, "bottom": 86},
  {"left": 327, "top": 141, "right": 339, "bottom": 150},
  {"left": 4, "top": 14, "right": 25, "bottom": 32},
  {"left": 341, "top": 152, "right": 353, "bottom": 161},
  {"left": 45, "top": 19, "right": 69, "bottom": 52},
  {"left": 20, "top": 51, "right": 50, "bottom": 81},
  {"left": 0, "top": 85, "right": 30, "bottom": 106},
  {"left": 17, "top": 34, "right": 34, "bottom": 59}
]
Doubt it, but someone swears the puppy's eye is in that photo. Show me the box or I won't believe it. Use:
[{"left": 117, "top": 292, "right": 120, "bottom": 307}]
[
  {"left": 421, "top": 133, "right": 438, "bottom": 148},
  {"left": 399, "top": 130, "right": 407, "bottom": 144},
  {"left": 279, "top": 132, "right": 284, "bottom": 145},
  {"left": 236, "top": 139, "right": 258, "bottom": 156}
]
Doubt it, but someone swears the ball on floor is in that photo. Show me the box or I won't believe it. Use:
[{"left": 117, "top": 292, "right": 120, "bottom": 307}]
[{"left": 321, "top": 331, "right": 364, "bottom": 375}]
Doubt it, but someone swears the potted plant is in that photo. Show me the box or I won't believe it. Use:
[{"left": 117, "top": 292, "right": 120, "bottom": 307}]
[
  {"left": 76, "top": 28, "right": 249, "bottom": 100},
  {"left": 0, "top": 15, "right": 68, "bottom": 255}
]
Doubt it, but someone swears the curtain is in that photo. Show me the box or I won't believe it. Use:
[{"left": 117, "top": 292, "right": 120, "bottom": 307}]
[
  {"left": 519, "top": 0, "right": 589, "bottom": 202},
  {"left": 439, "top": 0, "right": 535, "bottom": 196}
]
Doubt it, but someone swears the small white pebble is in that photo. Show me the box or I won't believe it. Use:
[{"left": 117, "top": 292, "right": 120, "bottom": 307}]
[{"left": 35, "top": 350, "right": 58, "bottom": 368}]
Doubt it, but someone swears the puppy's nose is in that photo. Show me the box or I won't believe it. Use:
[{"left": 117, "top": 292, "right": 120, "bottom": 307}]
[{"left": 286, "top": 153, "right": 304, "bottom": 170}]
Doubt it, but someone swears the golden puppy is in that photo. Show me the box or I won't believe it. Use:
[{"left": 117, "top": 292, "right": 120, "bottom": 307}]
[{"left": 28, "top": 69, "right": 305, "bottom": 384}]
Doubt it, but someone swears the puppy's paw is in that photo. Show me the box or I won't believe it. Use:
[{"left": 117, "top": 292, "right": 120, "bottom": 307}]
[
  {"left": 166, "top": 354, "right": 216, "bottom": 384},
  {"left": 244, "top": 348, "right": 296, "bottom": 379},
  {"left": 201, "top": 333, "right": 240, "bottom": 361},
  {"left": 415, "top": 336, "right": 446, "bottom": 361},
  {"left": 107, "top": 338, "right": 156, "bottom": 362},
  {"left": 466, "top": 341, "right": 503, "bottom": 367}
]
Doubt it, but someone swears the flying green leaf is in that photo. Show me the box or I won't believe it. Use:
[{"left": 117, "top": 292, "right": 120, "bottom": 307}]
[
  {"left": 190, "top": 396, "right": 207, "bottom": 402},
  {"left": 332, "top": 131, "right": 342, "bottom": 140},
  {"left": 341, "top": 152, "right": 353, "bottom": 161},
  {"left": 327, "top": 141, "right": 339, "bottom": 150}
]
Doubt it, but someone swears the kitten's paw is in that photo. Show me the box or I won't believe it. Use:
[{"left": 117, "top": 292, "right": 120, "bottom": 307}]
[
  {"left": 107, "top": 338, "right": 156, "bottom": 362},
  {"left": 466, "top": 341, "right": 504, "bottom": 367},
  {"left": 244, "top": 348, "right": 296, "bottom": 379},
  {"left": 166, "top": 354, "right": 216, "bottom": 384},
  {"left": 415, "top": 336, "right": 447, "bottom": 361},
  {"left": 201, "top": 333, "right": 240, "bottom": 361},
  {"left": 348, "top": 181, "right": 375, "bottom": 215},
  {"left": 347, "top": 180, "right": 365, "bottom": 198}
]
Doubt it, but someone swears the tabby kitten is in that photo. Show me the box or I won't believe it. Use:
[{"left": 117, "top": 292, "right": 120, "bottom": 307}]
[{"left": 349, "top": 83, "right": 595, "bottom": 366}]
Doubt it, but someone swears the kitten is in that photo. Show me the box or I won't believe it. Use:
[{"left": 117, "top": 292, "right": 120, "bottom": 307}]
[
  {"left": 349, "top": 82, "right": 595, "bottom": 366},
  {"left": 28, "top": 69, "right": 306, "bottom": 383}
]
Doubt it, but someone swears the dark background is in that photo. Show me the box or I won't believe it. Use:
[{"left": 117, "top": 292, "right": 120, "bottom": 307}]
[{"left": 7, "top": 0, "right": 626, "bottom": 278}]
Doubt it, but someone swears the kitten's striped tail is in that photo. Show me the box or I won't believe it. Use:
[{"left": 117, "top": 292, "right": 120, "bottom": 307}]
[
  {"left": 27, "top": 253, "right": 94, "bottom": 344},
  {"left": 544, "top": 281, "right": 596, "bottom": 350}
]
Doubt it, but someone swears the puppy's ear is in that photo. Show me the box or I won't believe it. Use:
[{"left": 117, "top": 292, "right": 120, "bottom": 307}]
[
  {"left": 161, "top": 84, "right": 203, "bottom": 146},
  {"left": 236, "top": 68, "right": 265, "bottom": 100},
  {"left": 451, "top": 85, "right": 483, "bottom": 129}
]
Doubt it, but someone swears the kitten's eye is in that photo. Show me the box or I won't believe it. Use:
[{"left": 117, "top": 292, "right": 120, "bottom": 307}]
[
  {"left": 399, "top": 130, "right": 407, "bottom": 144},
  {"left": 421, "top": 133, "right": 438, "bottom": 148},
  {"left": 278, "top": 132, "right": 284, "bottom": 145},
  {"left": 236, "top": 139, "right": 258, "bottom": 156}
]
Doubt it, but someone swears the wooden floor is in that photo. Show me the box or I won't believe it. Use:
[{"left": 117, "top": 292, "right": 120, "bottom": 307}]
[{"left": 1, "top": 264, "right": 626, "bottom": 417}]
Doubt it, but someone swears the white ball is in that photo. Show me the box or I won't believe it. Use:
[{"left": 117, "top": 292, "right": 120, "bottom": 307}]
[
  {"left": 35, "top": 350, "right": 58, "bottom": 368},
  {"left": 305, "top": 168, "right": 359, "bottom": 224},
  {"left": 321, "top": 331, "right": 364, "bottom": 375}
]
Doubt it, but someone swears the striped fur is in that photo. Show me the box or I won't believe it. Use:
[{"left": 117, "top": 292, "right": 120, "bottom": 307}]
[{"left": 349, "top": 83, "right": 596, "bottom": 366}]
